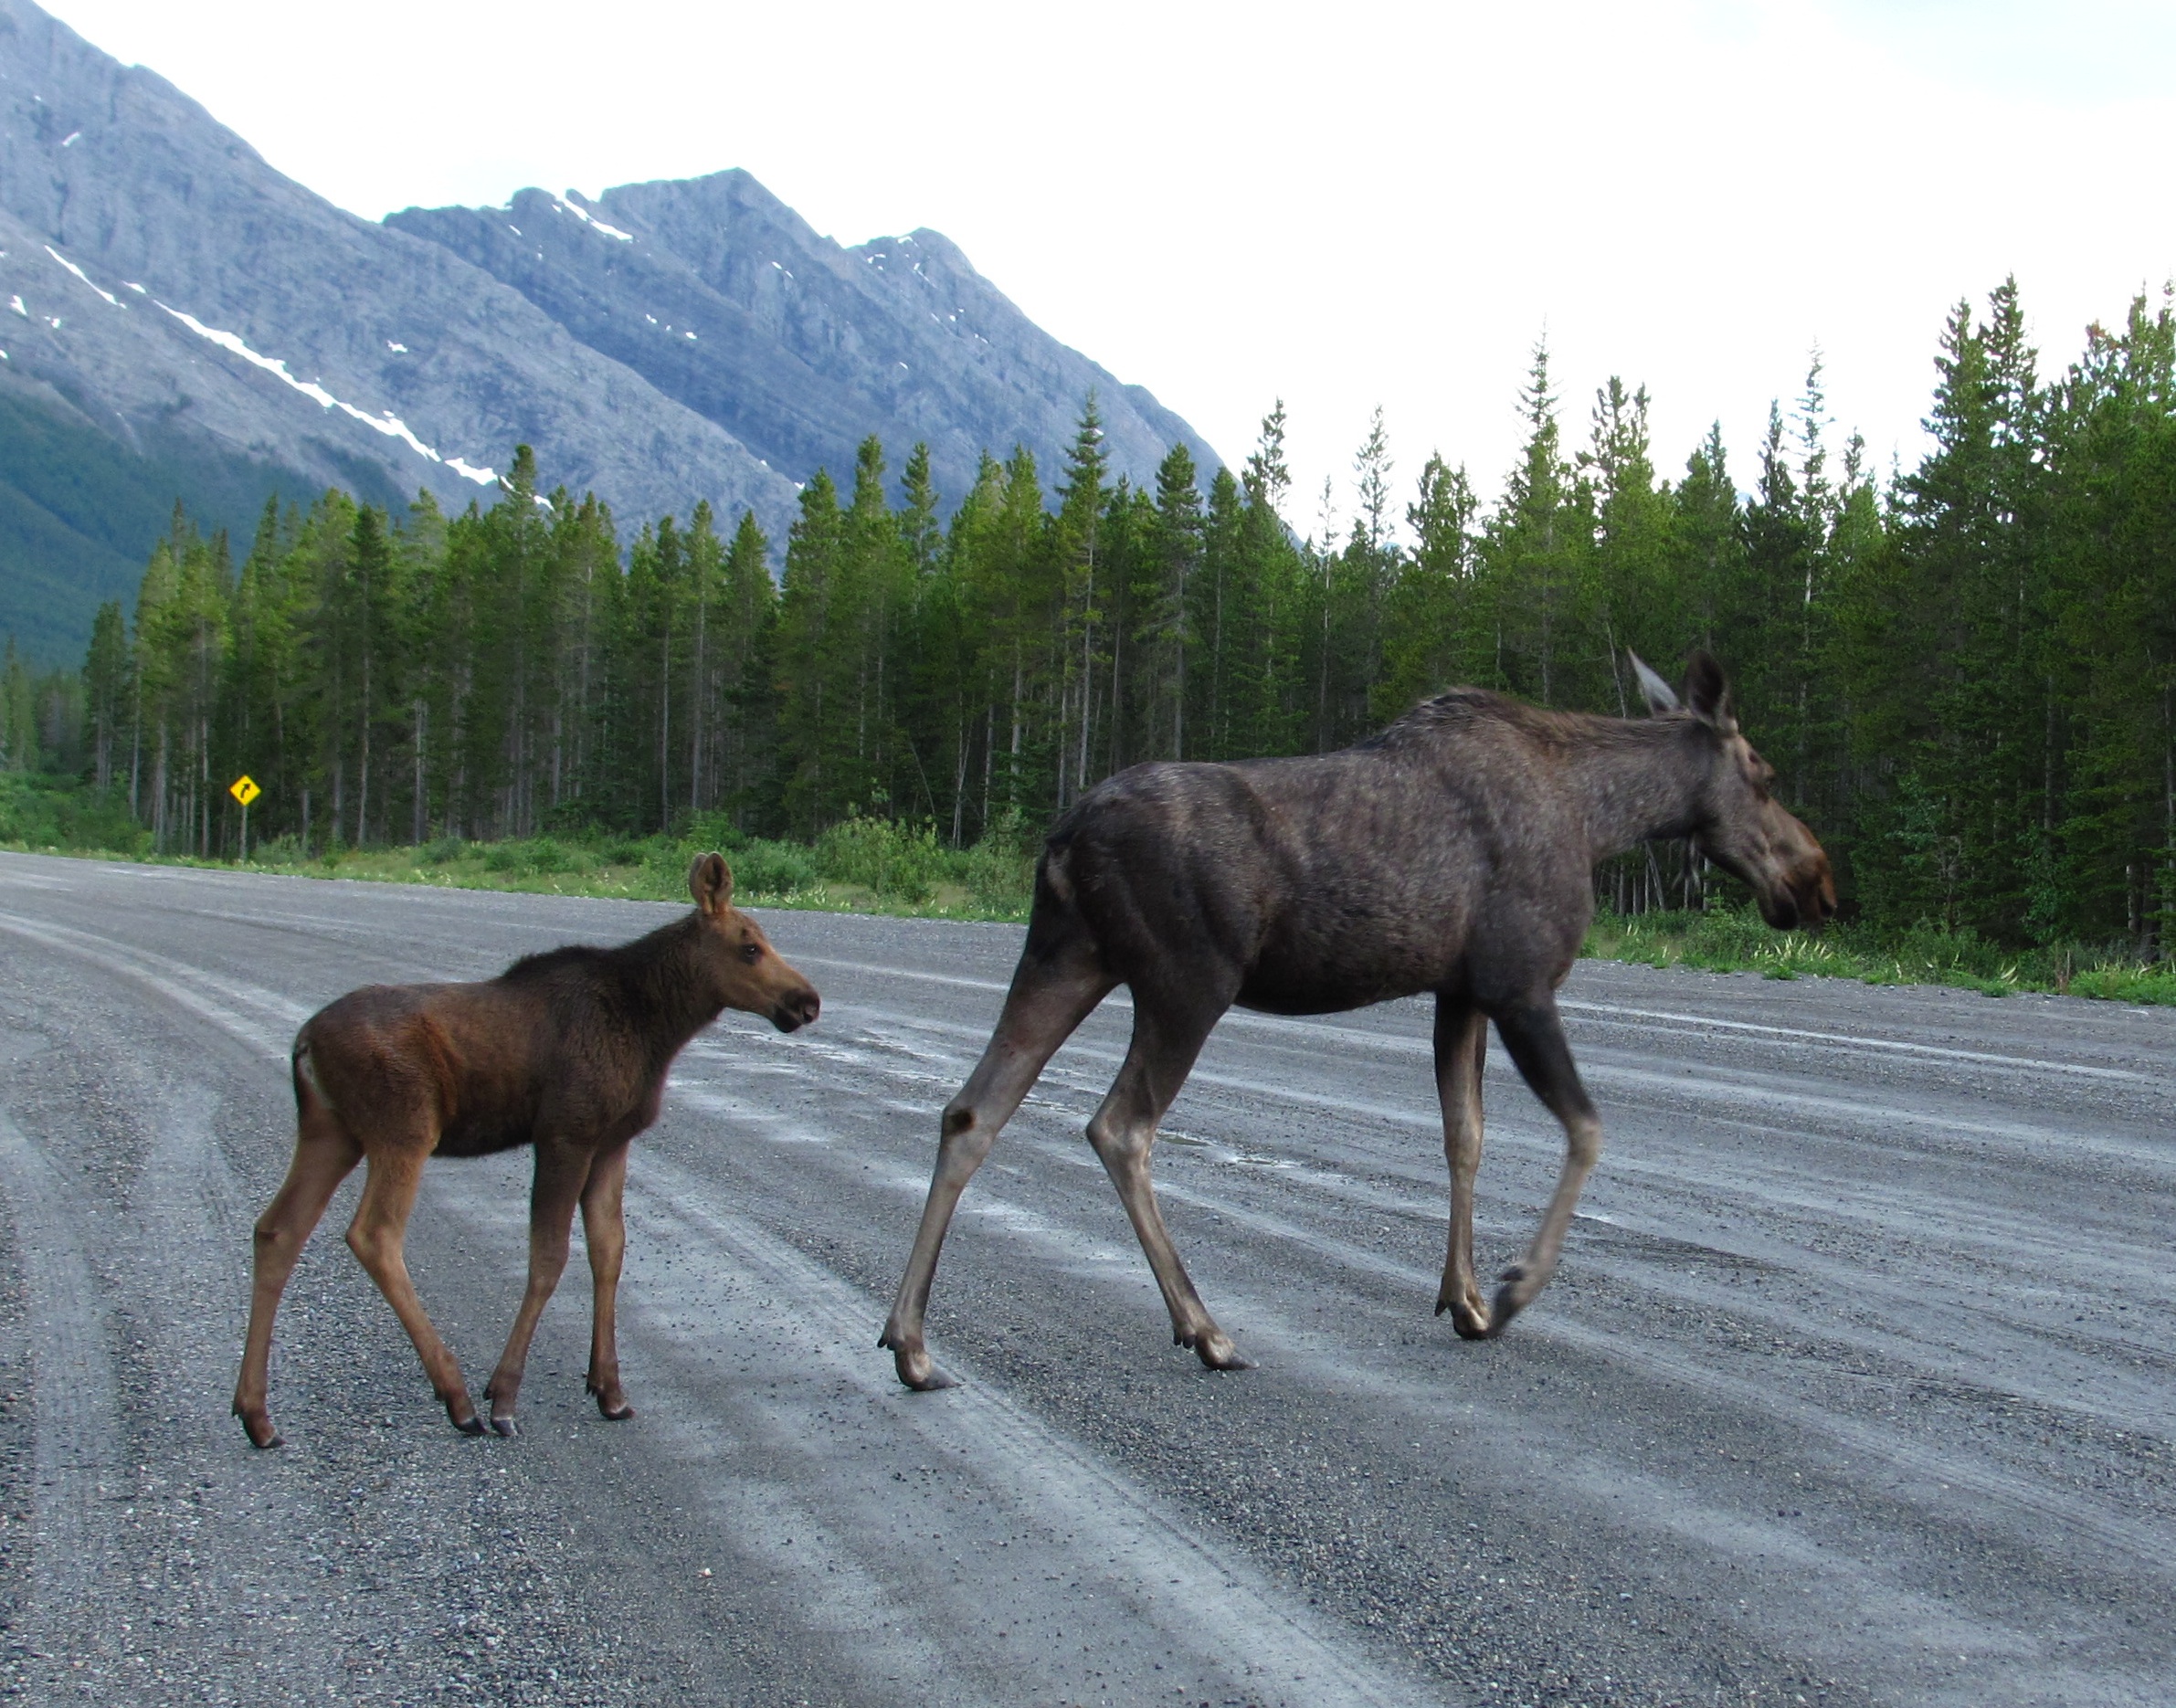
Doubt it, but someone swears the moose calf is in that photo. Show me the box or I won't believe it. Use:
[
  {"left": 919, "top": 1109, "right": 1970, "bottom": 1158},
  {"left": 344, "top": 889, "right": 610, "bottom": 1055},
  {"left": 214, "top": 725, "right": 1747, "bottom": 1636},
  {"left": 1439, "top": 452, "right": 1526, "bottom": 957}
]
[{"left": 233, "top": 853, "right": 819, "bottom": 1447}]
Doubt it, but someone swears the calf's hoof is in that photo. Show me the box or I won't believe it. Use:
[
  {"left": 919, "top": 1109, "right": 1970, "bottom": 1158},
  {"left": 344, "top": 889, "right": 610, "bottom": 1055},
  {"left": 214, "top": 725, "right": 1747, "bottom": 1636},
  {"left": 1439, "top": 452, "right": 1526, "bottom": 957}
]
[
  {"left": 880, "top": 1333, "right": 954, "bottom": 1392},
  {"left": 1436, "top": 1281, "right": 1493, "bottom": 1340},
  {"left": 1484, "top": 1265, "right": 1535, "bottom": 1339},
  {"left": 586, "top": 1380, "right": 636, "bottom": 1422},
  {"left": 234, "top": 1404, "right": 283, "bottom": 1450},
  {"left": 491, "top": 1415, "right": 520, "bottom": 1439},
  {"left": 445, "top": 1395, "right": 486, "bottom": 1436}
]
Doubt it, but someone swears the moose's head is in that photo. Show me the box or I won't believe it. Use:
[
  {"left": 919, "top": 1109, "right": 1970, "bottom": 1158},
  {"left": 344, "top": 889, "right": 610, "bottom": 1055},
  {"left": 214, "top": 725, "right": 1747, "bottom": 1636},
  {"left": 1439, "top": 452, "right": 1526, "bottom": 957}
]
[
  {"left": 688, "top": 853, "right": 822, "bottom": 1031},
  {"left": 1631, "top": 652, "right": 1836, "bottom": 932}
]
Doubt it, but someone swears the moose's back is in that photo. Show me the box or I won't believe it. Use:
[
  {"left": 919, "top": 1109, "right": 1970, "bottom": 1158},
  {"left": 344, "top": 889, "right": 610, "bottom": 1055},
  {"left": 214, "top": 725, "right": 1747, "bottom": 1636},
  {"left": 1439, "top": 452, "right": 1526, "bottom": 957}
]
[
  {"left": 297, "top": 957, "right": 667, "bottom": 1160},
  {"left": 1046, "top": 711, "right": 1593, "bottom": 1017}
]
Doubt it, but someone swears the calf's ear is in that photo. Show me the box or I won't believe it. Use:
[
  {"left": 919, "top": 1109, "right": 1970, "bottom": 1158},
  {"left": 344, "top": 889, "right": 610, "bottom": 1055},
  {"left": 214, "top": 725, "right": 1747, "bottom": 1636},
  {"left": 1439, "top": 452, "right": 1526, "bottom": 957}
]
[
  {"left": 1683, "top": 650, "right": 1738, "bottom": 734},
  {"left": 688, "top": 851, "right": 734, "bottom": 914}
]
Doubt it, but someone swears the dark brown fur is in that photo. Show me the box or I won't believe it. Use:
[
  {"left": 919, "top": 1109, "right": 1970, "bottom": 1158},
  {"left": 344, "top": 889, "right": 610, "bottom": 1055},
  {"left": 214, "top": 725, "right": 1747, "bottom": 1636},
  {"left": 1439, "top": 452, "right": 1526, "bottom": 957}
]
[
  {"left": 232, "top": 854, "right": 819, "bottom": 1446},
  {"left": 881, "top": 653, "right": 1833, "bottom": 1386}
]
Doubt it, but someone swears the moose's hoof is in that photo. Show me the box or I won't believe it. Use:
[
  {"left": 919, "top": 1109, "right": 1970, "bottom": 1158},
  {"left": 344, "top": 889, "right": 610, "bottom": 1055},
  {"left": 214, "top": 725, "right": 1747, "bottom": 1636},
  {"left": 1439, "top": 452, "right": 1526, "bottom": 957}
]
[
  {"left": 236, "top": 1410, "right": 283, "bottom": 1450},
  {"left": 1484, "top": 1266, "right": 1533, "bottom": 1339},
  {"left": 882, "top": 1337, "right": 954, "bottom": 1391},
  {"left": 1437, "top": 1281, "right": 1493, "bottom": 1339},
  {"left": 446, "top": 1397, "right": 486, "bottom": 1436},
  {"left": 490, "top": 1415, "right": 520, "bottom": 1439},
  {"left": 1191, "top": 1329, "right": 1255, "bottom": 1372},
  {"left": 586, "top": 1383, "right": 636, "bottom": 1422}
]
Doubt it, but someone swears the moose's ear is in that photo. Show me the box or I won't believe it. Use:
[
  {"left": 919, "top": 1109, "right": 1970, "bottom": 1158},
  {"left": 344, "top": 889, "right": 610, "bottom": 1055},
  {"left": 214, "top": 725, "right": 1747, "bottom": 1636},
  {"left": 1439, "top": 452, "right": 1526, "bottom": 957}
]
[
  {"left": 1628, "top": 651, "right": 1680, "bottom": 715},
  {"left": 688, "top": 851, "right": 734, "bottom": 914},
  {"left": 1683, "top": 650, "right": 1738, "bottom": 733}
]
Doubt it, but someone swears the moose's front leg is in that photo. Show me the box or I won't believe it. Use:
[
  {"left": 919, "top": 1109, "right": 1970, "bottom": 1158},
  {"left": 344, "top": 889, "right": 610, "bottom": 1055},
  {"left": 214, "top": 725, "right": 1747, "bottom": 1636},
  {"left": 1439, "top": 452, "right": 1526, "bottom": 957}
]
[
  {"left": 579, "top": 1141, "right": 635, "bottom": 1420},
  {"left": 1483, "top": 996, "right": 1603, "bottom": 1336},
  {"left": 1430, "top": 997, "right": 1493, "bottom": 1339},
  {"left": 484, "top": 1144, "right": 587, "bottom": 1435}
]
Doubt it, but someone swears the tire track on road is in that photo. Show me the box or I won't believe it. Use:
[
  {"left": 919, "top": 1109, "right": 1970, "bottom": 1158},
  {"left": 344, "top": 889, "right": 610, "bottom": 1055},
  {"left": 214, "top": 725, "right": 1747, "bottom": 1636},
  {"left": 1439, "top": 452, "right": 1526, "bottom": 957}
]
[
  {"left": 427, "top": 1147, "right": 1442, "bottom": 1708},
  {"left": 0, "top": 1104, "right": 123, "bottom": 1676}
]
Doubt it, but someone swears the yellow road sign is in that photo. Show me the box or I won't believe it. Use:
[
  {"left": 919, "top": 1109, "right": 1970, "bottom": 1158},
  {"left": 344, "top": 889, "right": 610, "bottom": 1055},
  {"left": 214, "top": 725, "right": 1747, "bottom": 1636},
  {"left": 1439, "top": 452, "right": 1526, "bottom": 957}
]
[{"left": 229, "top": 775, "right": 261, "bottom": 807}]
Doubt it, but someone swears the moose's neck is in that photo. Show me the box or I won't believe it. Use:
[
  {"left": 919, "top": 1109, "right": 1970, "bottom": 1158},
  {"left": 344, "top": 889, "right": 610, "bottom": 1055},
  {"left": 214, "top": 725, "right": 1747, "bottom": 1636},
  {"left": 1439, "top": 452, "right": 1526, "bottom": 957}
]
[
  {"left": 1563, "top": 718, "right": 1708, "bottom": 861},
  {"left": 628, "top": 915, "right": 731, "bottom": 1061}
]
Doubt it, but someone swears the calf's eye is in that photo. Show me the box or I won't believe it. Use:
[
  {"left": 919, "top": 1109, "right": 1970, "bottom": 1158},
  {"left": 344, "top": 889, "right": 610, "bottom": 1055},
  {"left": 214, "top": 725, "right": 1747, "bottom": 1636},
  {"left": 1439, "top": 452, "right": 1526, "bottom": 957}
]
[{"left": 742, "top": 943, "right": 762, "bottom": 962}]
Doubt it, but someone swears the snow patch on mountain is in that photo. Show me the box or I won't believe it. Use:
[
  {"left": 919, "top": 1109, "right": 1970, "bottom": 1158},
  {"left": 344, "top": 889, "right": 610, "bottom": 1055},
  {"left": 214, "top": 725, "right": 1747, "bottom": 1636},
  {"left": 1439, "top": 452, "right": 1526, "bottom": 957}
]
[
  {"left": 44, "top": 244, "right": 120, "bottom": 307},
  {"left": 154, "top": 300, "right": 499, "bottom": 486}
]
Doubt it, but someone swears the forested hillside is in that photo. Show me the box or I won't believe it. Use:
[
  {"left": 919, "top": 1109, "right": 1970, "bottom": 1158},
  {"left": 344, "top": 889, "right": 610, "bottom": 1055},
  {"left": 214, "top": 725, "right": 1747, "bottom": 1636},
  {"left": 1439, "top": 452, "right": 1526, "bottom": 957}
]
[{"left": 9, "top": 279, "right": 2175, "bottom": 954}]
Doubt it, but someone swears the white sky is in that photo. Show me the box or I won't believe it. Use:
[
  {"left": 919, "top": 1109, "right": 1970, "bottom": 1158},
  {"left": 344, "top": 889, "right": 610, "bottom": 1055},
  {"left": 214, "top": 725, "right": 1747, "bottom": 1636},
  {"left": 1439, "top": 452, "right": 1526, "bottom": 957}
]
[{"left": 41, "top": 0, "right": 2176, "bottom": 537}]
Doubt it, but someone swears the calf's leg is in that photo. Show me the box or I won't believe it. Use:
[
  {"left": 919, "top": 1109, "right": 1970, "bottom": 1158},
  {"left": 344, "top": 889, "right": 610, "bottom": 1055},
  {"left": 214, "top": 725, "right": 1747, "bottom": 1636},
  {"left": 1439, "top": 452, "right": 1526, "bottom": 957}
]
[
  {"left": 579, "top": 1142, "right": 634, "bottom": 1421},
  {"left": 1430, "top": 997, "right": 1493, "bottom": 1339},
  {"left": 1484, "top": 996, "right": 1602, "bottom": 1337},
  {"left": 232, "top": 1091, "right": 364, "bottom": 1448},
  {"left": 881, "top": 933, "right": 1113, "bottom": 1390},
  {"left": 1085, "top": 1000, "right": 1246, "bottom": 1370},
  {"left": 344, "top": 1139, "right": 482, "bottom": 1434},
  {"left": 484, "top": 1143, "right": 591, "bottom": 1434}
]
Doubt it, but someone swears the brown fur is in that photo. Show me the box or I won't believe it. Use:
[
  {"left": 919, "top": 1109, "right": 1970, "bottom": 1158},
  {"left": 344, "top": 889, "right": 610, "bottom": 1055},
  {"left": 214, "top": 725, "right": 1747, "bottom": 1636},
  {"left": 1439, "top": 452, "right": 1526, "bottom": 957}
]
[
  {"left": 232, "top": 854, "right": 819, "bottom": 1446},
  {"left": 880, "top": 653, "right": 1833, "bottom": 1387}
]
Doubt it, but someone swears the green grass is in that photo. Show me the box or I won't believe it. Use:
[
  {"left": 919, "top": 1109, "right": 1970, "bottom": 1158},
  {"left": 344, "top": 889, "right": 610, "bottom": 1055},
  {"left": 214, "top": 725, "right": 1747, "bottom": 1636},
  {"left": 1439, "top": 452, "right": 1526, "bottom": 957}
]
[
  {"left": 0, "top": 785, "right": 1037, "bottom": 922},
  {"left": 1583, "top": 905, "right": 2176, "bottom": 1005},
  {"left": 6, "top": 773, "right": 2173, "bottom": 1003}
]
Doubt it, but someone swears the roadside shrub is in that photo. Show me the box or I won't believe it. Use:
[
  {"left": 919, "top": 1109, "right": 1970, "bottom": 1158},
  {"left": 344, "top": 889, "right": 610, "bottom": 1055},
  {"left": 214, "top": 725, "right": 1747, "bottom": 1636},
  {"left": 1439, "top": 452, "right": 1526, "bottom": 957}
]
[
  {"left": 479, "top": 837, "right": 580, "bottom": 875},
  {"left": 726, "top": 838, "right": 821, "bottom": 898},
  {"left": 253, "top": 832, "right": 305, "bottom": 865},
  {"left": 677, "top": 810, "right": 750, "bottom": 854},
  {"left": 953, "top": 809, "right": 1037, "bottom": 914},
  {"left": 420, "top": 835, "right": 466, "bottom": 865},
  {"left": 815, "top": 815, "right": 942, "bottom": 903},
  {"left": 0, "top": 775, "right": 150, "bottom": 855},
  {"left": 524, "top": 837, "right": 574, "bottom": 874}
]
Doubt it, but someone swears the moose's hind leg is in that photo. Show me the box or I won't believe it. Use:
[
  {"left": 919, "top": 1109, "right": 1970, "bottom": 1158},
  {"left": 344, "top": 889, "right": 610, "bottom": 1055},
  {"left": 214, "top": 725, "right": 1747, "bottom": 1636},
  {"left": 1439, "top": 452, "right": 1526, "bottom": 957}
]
[
  {"left": 1430, "top": 996, "right": 1493, "bottom": 1340},
  {"left": 881, "top": 929, "right": 1113, "bottom": 1391},
  {"left": 1085, "top": 998, "right": 1248, "bottom": 1372},
  {"left": 232, "top": 1090, "right": 364, "bottom": 1448},
  {"left": 344, "top": 1138, "right": 483, "bottom": 1434}
]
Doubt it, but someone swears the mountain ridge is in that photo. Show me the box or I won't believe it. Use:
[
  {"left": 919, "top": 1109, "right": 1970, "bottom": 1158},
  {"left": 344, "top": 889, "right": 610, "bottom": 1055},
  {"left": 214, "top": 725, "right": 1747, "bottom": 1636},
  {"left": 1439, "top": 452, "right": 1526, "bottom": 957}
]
[{"left": 0, "top": 0, "right": 1217, "bottom": 660}]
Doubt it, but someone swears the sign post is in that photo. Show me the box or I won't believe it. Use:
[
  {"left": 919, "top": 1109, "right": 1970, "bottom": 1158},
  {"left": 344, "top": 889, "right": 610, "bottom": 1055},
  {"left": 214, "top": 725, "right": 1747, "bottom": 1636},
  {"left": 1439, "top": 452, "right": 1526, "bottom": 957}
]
[{"left": 229, "top": 775, "right": 260, "bottom": 863}]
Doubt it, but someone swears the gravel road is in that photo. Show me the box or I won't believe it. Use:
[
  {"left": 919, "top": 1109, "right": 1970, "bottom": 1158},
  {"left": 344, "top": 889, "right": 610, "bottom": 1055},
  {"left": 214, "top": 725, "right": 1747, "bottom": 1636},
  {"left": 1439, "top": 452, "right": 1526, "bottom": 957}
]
[{"left": 0, "top": 849, "right": 2169, "bottom": 1707}]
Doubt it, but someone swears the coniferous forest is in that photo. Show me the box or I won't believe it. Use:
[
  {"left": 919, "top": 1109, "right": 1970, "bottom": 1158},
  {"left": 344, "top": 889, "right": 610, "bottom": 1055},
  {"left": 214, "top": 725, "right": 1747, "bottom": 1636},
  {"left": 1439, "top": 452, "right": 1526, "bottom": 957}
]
[{"left": 5, "top": 279, "right": 2176, "bottom": 956}]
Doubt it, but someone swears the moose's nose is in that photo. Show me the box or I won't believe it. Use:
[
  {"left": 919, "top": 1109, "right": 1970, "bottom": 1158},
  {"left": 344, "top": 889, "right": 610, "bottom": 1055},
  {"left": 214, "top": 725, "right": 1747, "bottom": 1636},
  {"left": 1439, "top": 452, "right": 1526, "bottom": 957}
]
[{"left": 774, "top": 987, "right": 821, "bottom": 1032}]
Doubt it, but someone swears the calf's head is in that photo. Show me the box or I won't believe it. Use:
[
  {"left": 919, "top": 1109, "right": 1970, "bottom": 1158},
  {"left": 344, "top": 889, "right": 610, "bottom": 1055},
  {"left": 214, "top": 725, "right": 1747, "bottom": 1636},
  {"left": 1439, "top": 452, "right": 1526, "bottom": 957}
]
[
  {"left": 1633, "top": 652, "right": 1836, "bottom": 932},
  {"left": 689, "top": 853, "right": 822, "bottom": 1031}
]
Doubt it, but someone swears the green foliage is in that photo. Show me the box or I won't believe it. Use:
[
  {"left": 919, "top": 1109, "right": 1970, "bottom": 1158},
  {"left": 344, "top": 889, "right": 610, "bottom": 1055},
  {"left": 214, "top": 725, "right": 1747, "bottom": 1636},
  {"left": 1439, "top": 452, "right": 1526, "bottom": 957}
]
[
  {"left": 814, "top": 815, "right": 944, "bottom": 904},
  {"left": 0, "top": 388, "right": 367, "bottom": 667},
  {"left": 1585, "top": 904, "right": 2176, "bottom": 1003},
  {"left": 720, "top": 838, "right": 822, "bottom": 900},
  {"left": 0, "top": 773, "right": 148, "bottom": 854},
  {"left": 22, "top": 281, "right": 2176, "bottom": 975}
]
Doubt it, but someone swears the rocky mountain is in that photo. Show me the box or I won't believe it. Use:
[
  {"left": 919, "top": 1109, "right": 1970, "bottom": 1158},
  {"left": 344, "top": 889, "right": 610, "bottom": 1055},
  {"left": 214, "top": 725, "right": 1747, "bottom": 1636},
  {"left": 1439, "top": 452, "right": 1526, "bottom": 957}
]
[
  {"left": 0, "top": 0, "right": 1215, "bottom": 659},
  {"left": 387, "top": 174, "right": 1216, "bottom": 517}
]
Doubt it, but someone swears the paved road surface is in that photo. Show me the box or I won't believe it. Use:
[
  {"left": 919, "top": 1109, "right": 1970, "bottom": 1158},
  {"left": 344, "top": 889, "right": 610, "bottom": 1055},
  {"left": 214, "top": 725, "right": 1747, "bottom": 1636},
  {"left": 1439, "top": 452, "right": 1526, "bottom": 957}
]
[{"left": 0, "top": 850, "right": 2170, "bottom": 1707}]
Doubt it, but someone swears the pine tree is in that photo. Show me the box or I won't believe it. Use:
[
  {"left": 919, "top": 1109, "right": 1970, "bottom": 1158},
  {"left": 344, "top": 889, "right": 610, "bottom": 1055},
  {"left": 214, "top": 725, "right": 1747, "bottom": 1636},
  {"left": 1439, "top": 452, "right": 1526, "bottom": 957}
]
[{"left": 81, "top": 599, "right": 128, "bottom": 791}]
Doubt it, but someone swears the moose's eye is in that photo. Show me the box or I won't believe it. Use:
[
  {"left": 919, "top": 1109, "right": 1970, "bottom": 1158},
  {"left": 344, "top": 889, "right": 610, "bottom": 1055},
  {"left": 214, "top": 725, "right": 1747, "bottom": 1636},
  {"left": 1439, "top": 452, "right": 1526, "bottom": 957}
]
[{"left": 741, "top": 942, "right": 763, "bottom": 963}]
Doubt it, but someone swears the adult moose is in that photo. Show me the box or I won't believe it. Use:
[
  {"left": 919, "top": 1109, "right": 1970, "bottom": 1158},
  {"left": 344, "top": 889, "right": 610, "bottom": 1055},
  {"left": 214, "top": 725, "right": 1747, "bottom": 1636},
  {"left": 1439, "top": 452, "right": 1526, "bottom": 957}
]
[
  {"left": 881, "top": 653, "right": 1832, "bottom": 1388},
  {"left": 233, "top": 854, "right": 820, "bottom": 1447}
]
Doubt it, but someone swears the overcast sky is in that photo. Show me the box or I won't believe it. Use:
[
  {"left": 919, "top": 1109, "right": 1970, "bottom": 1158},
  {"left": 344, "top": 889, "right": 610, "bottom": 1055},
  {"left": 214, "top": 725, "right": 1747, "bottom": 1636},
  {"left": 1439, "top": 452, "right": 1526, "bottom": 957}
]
[{"left": 42, "top": 0, "right": 2176, "bottom": 536}]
